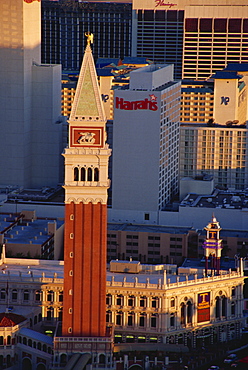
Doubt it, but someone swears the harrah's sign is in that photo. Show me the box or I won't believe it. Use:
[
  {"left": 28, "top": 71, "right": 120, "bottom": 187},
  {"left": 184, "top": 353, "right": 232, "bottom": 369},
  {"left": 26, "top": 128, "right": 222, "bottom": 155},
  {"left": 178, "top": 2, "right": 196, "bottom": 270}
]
[{"left": 115, "top": 96, "right": 158, "bottom": 111}]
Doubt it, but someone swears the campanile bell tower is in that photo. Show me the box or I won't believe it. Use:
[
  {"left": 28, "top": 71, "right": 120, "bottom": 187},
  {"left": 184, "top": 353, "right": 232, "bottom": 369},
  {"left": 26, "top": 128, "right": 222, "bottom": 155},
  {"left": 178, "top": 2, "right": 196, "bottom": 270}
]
[
  {"left": 62, "top": 34, "right": 111, "bottom": 341},
  {"left": 203, "top": 214, "right": 223, "bottom": 276}
]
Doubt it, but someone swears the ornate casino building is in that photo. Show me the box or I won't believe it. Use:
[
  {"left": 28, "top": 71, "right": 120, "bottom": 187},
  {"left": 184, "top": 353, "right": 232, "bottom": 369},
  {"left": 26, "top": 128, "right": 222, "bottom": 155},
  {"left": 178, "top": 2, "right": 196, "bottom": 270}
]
[{"left": 0, "top": 217, "right": 244, "bottom": 368}]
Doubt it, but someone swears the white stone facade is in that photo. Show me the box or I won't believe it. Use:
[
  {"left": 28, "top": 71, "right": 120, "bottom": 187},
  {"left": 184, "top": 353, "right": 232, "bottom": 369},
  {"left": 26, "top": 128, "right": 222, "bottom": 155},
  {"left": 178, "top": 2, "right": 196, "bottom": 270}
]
[{"left": 112, "top": 64, "right": 181, "bottom": 212}]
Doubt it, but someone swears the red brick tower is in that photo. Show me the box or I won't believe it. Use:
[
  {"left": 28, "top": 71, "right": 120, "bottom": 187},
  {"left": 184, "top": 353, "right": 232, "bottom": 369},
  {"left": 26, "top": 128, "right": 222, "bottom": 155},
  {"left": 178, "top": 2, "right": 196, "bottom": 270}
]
[{"left": 62, "top": 35, "right": 111, "bottom": 338}]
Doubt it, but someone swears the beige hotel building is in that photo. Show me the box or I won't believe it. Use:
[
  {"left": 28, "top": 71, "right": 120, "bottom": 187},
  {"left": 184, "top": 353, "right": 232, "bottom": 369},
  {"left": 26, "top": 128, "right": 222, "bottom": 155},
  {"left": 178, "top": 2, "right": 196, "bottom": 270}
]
[{"left": 180, "top": 64, "right": 248, "bottom": 190}]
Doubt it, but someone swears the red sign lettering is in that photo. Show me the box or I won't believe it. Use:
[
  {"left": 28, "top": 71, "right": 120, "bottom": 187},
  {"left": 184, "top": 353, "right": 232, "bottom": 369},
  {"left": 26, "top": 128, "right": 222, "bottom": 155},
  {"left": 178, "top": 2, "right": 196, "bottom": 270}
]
[
  {"left": 155, "top": 1, "right": 177, "bottom": 8},
  {"left": 24, "top": 0, "right": 41, "bottom": 3},
  {"left": 115, "top": 97, "right": 158, "bottom": 111}
]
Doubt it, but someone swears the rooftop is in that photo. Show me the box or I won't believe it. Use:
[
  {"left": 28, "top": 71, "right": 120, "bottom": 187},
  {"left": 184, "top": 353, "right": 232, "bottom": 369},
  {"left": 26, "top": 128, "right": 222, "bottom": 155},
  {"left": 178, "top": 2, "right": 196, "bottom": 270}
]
[
  {"left": 180, "top": 189, "right": 248, "bottom": 210},
  {"left": 181, "top": 122, "right": 247, "bottom": 129},
  {"left": 224, "top": 63, "right": 248, "bottom": 72},
  {"left": 0, "top": 212, "right": 63, "bottom": 247},
  {"left": 108, "top": 222, "right": 192, "bottom": 235},
  {"left": 211, "top": 71, "right": 242, "bottom": 79},
  {"left": 19, "top": 327, "right": 53, "bottom": 345},
  {"left": 0, "top": 313, "right": 27, "bottom": 327}
]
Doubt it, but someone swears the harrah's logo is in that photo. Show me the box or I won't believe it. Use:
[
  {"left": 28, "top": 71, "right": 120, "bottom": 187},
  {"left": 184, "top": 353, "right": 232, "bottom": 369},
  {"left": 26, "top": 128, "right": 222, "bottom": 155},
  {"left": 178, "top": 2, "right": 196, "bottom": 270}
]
[{"left": 115, "top": 95, "right": 158, "bottom": 111}]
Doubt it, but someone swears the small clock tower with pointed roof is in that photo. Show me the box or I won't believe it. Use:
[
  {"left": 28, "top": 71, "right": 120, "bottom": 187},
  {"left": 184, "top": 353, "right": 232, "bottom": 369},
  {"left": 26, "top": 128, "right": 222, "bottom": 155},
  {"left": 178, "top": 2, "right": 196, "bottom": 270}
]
[
  {"left": 203, "top": 214, "right": 223, "bottom": 276},
  {"left": 54, "top": 35, "right": 113, "bottom": 365}
]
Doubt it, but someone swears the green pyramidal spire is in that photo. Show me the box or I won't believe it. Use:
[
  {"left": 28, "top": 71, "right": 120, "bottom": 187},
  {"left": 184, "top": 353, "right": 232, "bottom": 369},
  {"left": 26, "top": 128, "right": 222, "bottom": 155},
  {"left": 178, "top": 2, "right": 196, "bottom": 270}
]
[{"left": 69, "top": 42, "right": 105, "bottom": 122}]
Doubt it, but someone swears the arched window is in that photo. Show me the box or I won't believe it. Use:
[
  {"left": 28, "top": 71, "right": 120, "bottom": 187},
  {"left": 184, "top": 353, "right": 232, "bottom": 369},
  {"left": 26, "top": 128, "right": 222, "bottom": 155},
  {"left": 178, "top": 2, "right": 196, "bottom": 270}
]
[
  {"left": 37, "top": 342, "right": 42, "bottom": 350},
  {"left": 7, "top": 336, "right": 11, "bottom": 345},
  {"left": 59, "top": 292, "right": 63, "bottom": 302},
  {"left": 47, "top": 290, "right": 53, "bottom": 302},
  {"left": 74, "top": 167, "right": 79, "bottom": 181},
  {"left": 127, "top": 312, "right": 134, "bottom": 326},
  {"left": 60, "top": 354, "right": 67, "bottom": 365},
  {"left": 139, "top": 313, "right": 146, "bottom": 327},
  {"left": 94, "top": 168, "right": 99, "bottom": 182},
  {"left": 106, "top": 310, "right": 112, "bottom": 323},
  {"left": 12, "top": 289, "right": 17, "bottom": 301},
  {"left": 151, "top": 314, "right": 157, "bottom": 328},
  {"left": 23, "top": 290, "right": 29, "bottom": 301},
  {"left": 34, "top": 316, "right": 37, "bottom": 325},
  {"left": 38, "top": 313, "right": 42, "bottom": 322},
  {"left": 0, "top": 289, "right": 6, "bottom": 300},
  {"left": 116, "top": 295, "right": 123, "bottom": 306},
  {"left": 88, "top": 167, "right": 92, "bottom": 181},
  {"left": 216, "top": 296, "right": 220, "bottom": 319},
  {"left": 37, "top": 363, "right": 46, "bottom": 370},
  {"left": 187, "top": 301, "right": 192, "bottom": 324},
  {"left": 81, "top": 167, "right": 86, "bottom": 181},
  {"left": 140, "top": 296, "right": 147, "bottom": 307},
  {"left": 151, "top": 297, "right": 159, "bottom": 308},
  {"left": 43, "top": 344, "right": 47, "bottom": 352},
  {"left": 22, "top": 357, "right": 32, "bottom": 370},
  {"left": 47, "top": 307, "right": 54, "bottom": 321},
  {"left": 231, "top": 302, "right": 235, "bottom": 316},
  {"left": 23, "top": 337, "right": 27, "bottom": 345},
  {"left": 6, "top": 355, "right": 11, "bottom": 367},
  {"left": 171, "top": 298, "right": 175, "bottom": 307},
  {"left": 99, "top": 354, "right": 105, "bottom": 364},
  {"left": 222, "top": 296, "right": 227, "bottom": 317},
  {"left": 106, "top": 294, "right": 112, "bottom": 305},
  {"left": 116, "top": 311, "right": 123, "bottom": 326},
  {"left": 35, "top": 290, "right": 41, "bottom": 301},
  {"left": 28, "top": 339, "right": 32, "bottom": 347},
  {"left": 0, "top": 336, "right": 3, "bottom": 345},
  {"left": 128, "top": 295, "right": 135, "bottom": 307},
  {"left": 181, "top": 303, "right": 186, "bottom": 325},
  {"left": 170, "top": 313, "right": 175, "bottom": 327},
  {"left": 33, "top": 342, "right": 36, "bottom": 349}
]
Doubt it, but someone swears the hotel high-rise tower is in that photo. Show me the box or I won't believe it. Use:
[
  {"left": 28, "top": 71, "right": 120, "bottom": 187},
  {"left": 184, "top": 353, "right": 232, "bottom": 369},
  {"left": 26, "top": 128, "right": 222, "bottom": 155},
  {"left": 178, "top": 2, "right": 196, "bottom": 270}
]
[
  {"left": 0, "top": 0, "right": 63, "bottom": 189},
  {"left": 132, "top": 0, "right": 248, "bottom": 80}
]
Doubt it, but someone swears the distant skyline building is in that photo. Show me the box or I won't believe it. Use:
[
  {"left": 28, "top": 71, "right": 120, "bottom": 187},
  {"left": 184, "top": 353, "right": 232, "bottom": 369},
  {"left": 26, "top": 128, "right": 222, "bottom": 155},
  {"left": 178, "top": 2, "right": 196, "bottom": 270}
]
[
  {"left": 41, "top": 0, "right": 132, "bottom": 70},
  {"left": 112, "top": 64, "right": 181, "bottom": 214},
  {"left": 0, "top": 0, "right": 64, "bottom": 189},
  {"left": 41, "top": 0, "right": 248, "bottom": 80},
  {"left": 180, "top": 64, "right": 248, "bottom": 190},
  {"left": 132, "top": 0, "right": 248, "bottom": 80}
]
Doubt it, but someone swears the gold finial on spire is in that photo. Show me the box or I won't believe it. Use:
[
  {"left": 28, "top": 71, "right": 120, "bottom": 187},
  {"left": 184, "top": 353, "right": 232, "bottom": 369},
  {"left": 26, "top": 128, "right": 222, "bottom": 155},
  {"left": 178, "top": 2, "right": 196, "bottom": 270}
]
[{"left": 85, "top": 32, "right": 94, "bottom": 46}]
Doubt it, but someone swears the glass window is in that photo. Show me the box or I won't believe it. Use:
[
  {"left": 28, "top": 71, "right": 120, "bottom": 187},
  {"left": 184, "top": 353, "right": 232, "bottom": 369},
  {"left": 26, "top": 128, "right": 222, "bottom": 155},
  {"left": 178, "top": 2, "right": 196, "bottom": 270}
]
[
  {"left": 200, "top": 18, "right": 212, "bottom": 32},
  {"left": 12, "top": 289, "right": 17, "bottom": 301},
  {"left": 185, "top": 18, "right": 198, "bottom": 32},
  {"left": 214, "top": 19, "right": 227, "bottom": 32},
  {"left": 23, "top": 290, "right": 29, "bottom": 301}
]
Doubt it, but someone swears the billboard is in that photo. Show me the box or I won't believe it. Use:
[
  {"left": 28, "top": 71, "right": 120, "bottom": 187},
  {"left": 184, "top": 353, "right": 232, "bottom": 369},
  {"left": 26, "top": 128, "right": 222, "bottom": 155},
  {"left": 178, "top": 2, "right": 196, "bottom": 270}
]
[{"left": 197, "top": 292, "right": 210, "bottom": 323}]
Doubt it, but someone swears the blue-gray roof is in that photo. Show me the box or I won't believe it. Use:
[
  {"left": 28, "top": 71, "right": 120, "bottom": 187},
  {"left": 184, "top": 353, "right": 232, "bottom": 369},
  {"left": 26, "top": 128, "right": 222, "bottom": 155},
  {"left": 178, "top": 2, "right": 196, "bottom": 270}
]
[
  {"left": 225, "top": 63, "right": 248, "bottom": 72},
  {"left": 211, "top": 71, "right": 242, "bottom": 79},
  {"left": 182, "top": 87, "right": 213, "bottom": 93},
  {"left": 96, "top": 58, "right": 120, "bottom": 68},
  {"left": 122, "top": 57, "right": 152, "bottom": 65},
  {"left": 19, "top": 327, "right": 53, "bottom": 345},
  {"left": 96, "top": 68, "right": 114, "bottom": 77}
]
